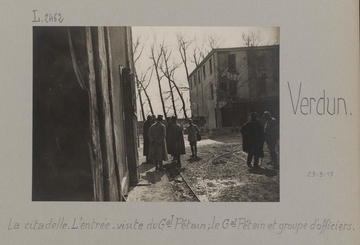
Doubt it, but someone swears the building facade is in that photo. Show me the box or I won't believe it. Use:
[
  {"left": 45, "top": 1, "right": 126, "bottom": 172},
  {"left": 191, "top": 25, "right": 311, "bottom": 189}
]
[
  {"left": 188, "top": 45, "right": 279, "bottom": 132},
  {"left": 33, "top": 27, "right": 139, "bottom": 201}
]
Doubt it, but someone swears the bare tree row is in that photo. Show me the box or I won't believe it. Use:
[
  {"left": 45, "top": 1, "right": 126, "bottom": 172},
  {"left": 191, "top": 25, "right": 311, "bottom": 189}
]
[{"left": 133, "top": 30, "right": 276, "bottom": 121}]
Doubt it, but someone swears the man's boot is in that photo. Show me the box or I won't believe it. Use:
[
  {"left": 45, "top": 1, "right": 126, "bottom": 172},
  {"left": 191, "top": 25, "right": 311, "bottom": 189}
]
[
  {"left": 159, "top": 161, "right": 165, "bottom": 171},
  {"left": 176, "top": 155, "right": 181, "bottom": 168},
  {"left": 247, "top": 154, "right": 252, "bottom": 167},
  {"left": 254, "top": 156, "right": 259, "bottom": 168}
]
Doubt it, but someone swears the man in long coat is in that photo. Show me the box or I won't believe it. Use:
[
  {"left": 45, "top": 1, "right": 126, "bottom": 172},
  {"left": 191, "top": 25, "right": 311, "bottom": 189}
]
[
  {"left": 148, "top": 115, "right": 168, "bottom": 171},
  {"left": 167, "top": 116, "right": 186, "bottom": 167},
  {"left": 241, "top": 112, "right": 264, "bottom": 168},
  {"left": 263, "top": 111, "right": 279, "bottom": 166},
  {"left": 186, "top": 119, "right": 200, "bottom": 158},
  {"left": 143, "top": 115, "right": 153, "bottom": 163}
]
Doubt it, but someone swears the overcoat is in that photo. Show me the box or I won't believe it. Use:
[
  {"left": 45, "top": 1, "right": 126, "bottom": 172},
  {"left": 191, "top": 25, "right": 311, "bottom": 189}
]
[
  {"left": 167, "top": 123, "right": 186, "bottom": 155},
  {"left": 241, "top": 120, "right": 265, "bottom": 157},
  {"left": 148, "top": 122, "right": 168, "bottom": 161},
  {"left": 187, "top": 124, "right": 199, "bottom": 143},
  {"left": 143, "top": 120, "right": 152, "bottom": 156},
  {"left": 264, "top": 117, "right": 279, "bottom": 143}
]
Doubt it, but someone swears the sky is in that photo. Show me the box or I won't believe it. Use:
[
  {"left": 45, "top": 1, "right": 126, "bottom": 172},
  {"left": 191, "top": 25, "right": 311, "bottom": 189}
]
[{"left": 131, "top": 26, "right": 280, "bottom": 120}]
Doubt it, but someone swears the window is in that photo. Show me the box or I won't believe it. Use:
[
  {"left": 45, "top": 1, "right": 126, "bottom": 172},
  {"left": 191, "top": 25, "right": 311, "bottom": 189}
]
[
  {"left": 198, "top": 70, "right": 201, "bottom": 84},
  {"left": 193, "top": 74, "right": 196, "bottom": 87},
  {"left": 210, "top": 84, "right": 214, "bottom": 99},
  {"left": 227, "top": 54, "right": 236, "bottom": 72},
  {"left": 209, "top": 58, "right": 213, "bottom": 74},
  {"left": 229, "top": 80, "right": 237, "bottom": 97},
  {"left": 203, "top": 66, "right": 206, "bottom": 79}
]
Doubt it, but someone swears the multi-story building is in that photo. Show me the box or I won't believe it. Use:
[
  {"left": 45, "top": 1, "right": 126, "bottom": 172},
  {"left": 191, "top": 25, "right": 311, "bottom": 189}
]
[{"left": 188, "top": 45, "right": 279, "bottom": 132}]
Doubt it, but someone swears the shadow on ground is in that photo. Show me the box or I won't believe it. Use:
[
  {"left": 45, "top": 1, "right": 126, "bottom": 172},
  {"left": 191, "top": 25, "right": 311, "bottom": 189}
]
[
  {"left": 186, "top": 156, "right": 202, "bottom": 163},
  {"left": 139, "top": 162, "right": 156, "bottom": 173},
  {"left": 208, "top": 133, "right": 242, "bottom": 144},
  {"left": 248, "top": 167, "right": 278, "bottom": 177},
  {"left": 142, "top": 171, "right": 166, "bottom": 183}
]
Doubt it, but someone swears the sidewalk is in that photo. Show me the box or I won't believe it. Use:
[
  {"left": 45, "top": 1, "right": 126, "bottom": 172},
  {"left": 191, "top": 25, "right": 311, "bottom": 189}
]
[{"left": 126, "top": 155, "right": 180, "bottom": 202}]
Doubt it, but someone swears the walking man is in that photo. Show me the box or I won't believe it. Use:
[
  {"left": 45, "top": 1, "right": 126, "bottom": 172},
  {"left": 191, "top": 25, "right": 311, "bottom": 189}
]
[
  {"left": 241, "top": 112, "right": 264, "bottom": 168},
  {"left": 263, "top": 111, "right": 279, "bottom": 167},
  {"left": 187, "top": 119, "right": 200, "bottom": 158},
  {"left": 167, "top": 116, "right": 186, "bottom": 167},
  {"left": 148, "top": 115, "right": 168, "bottom": 171}
]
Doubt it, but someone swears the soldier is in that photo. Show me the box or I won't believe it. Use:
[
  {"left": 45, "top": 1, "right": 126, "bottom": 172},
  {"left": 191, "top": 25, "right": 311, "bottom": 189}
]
[
  {"left": 263, "top": 111, "right": 279, "bottom": 167},
  {"left": 148, "top": 115, "right": 168, "bottom": 171},
  {"left": 241, "top": 112, "right": 265, "bottom": 168},
  {"left": 143, "top": 115, "right": 153, "bottom": 163},
  {"left": 187, "top": 119, "right": 200, "bottom": 158},
  {"left": 167, "top": 116, "right": 186, "bottom": 167}
]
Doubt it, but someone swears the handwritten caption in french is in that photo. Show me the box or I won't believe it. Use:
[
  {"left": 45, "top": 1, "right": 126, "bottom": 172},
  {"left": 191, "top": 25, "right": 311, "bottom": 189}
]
[{"left": 7, "top": 216, "right": 355, "bottom": 235}]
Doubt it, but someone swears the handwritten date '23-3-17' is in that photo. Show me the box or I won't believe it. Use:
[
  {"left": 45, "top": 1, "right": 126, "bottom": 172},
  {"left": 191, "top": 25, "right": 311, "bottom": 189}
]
[
  {"left": 32, "top": 10, "right": 64, "bottom": 23},
  {"left": 307, "top": 172, "right": 334, "bottom": 178}
]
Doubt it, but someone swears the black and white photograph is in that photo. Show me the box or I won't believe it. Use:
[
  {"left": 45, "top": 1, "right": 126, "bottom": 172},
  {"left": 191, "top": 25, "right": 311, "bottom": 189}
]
[
  {"left": 33, "top": 26, "right": 280, "bottom": 202},
  {"left": 2, "top": 1, "right": 359, "bottom": 244}
]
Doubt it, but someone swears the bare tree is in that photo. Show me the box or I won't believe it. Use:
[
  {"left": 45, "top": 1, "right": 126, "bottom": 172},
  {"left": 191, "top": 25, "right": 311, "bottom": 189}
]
[
  {"left": 137, "top": 83, "right": 146, "bottom": 121},
  {"left": 160, "top": 43, "right": 190, "bottom": 119},
  {"left": 177, "top": 33, "right": 193, "bottom": 87},
  {"left": 138, "top": 67, "right": 155, "bottom": 116},
  {"left": 207, "top": 34, "right": 223, "bottom": 50},
  {"left": 133, "top": 35, "right": 146, "bottom": 121},
  {"left": 135, "top": 66, "right": 153, "bottom": 120},
  {"left": 170, "top": 72, "right": 189, "bottom": 119},
  {"left": 150, "top": 38, "right": 167, "bottom": 118},
  {"left": 159, "top": 43, "right": 179, "bottom": 118},
  {"left": 242, "top": 30, "right": 264, "bottom": 47},
  {"left": 191, "top": 35, "right": 206, "bottom": 66},
  {"left": 133, "top": 35, "right": 146, "bottom": 64},
  {"left": 133, "top": 35, "right": 155, "bottom": 119},
  {"left": 176, "top": 33, "right": 208, "bottom": 119},
  {"left": 179, "top": 33, "right": 222, "bottom": 120}
]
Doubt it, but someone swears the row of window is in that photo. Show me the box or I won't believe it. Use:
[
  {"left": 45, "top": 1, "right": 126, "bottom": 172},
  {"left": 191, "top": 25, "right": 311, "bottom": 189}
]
[{"left": 189, "top": 57, "right": 213, "bottom": 89}]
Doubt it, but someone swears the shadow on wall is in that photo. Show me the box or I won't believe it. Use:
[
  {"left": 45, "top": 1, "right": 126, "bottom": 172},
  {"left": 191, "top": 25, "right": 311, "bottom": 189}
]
[{"left": 33, "top": 27, "right": 93, "bottom": 201}]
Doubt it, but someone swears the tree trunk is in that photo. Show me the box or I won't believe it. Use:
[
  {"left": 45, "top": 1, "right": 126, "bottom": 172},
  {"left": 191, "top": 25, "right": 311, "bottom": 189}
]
[
  {"left": 171, "top": 79, "right": 188, "bottom": 119},
  {"left": 155, "top": 69, "right": 167, "bottom": 118},
  {"left": 138, "top": 88, "right": 146, "bottom": 121},
  {"left": 136, "top": 78, "right": 154, "bottom": 116},
  {"left": 144, "top": 87, "right": 154, "bottom": 115},
  {"left": 135, "top": 73, "right": 145, "bottom": 120},
  {"left": 168, "top": 79, "right": 177, "bottom": 117},
  {"left": 162, "top": 52, "right": 177, "bottom": 118},
  {"left": 152, "top": 53, "right": 167, "bottom": 118}
]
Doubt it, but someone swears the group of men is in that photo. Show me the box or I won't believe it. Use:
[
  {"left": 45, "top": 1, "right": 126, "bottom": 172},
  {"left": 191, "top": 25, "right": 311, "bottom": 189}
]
[
  {"left": 142, "top": 111, "right": 278, "bottom": 171},
  {"left": 143, "top": 115, "right": 200, "bottom": 171},
  {"left": 241, "top": 111, "right": 279, "bottom": 169}
]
